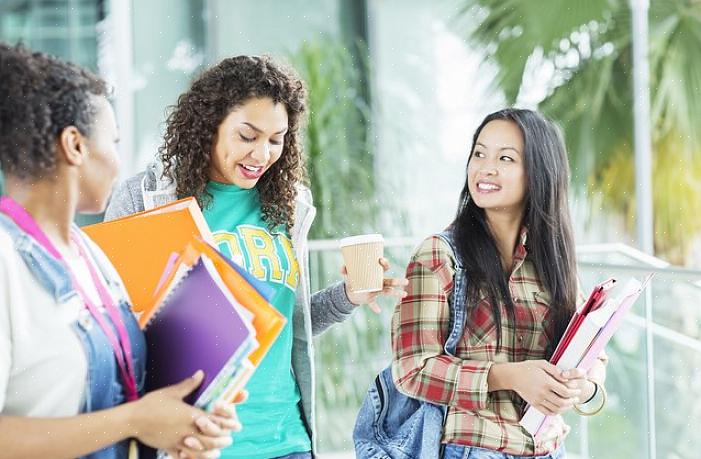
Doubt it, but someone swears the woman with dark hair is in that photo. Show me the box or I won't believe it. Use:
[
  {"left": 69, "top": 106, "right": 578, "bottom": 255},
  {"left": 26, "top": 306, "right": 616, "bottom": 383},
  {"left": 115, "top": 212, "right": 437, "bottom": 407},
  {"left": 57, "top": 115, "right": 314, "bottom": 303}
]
[
  {"left": 0, "top": 43, "right": 239, "bottom": 459},
  {"left": 390, "top": 109, "right": 607, "bottom": 458},
  {"left": 105, "top": 55, "right": 407, "bottom": 459}
]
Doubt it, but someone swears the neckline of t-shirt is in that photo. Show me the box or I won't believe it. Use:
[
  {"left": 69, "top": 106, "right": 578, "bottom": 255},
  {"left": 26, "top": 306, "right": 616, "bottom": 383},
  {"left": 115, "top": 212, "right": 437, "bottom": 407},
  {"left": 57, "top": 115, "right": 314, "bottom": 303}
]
[{"left": 206, "top": 180, "right": 258, "bottom": 195}]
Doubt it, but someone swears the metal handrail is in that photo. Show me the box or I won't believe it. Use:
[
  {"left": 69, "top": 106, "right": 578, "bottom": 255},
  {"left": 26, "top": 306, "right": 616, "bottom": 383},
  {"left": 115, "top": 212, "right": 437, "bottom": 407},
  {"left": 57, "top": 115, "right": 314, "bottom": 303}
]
[
  {"left": 578, "top": 262, "right": 701, "bottom": 281},
  {"left": 576, "top": 242, "right": 669, "bottom": 268},
  {"left": 308, "top": 236, "right": 421, "bottom": 251}
]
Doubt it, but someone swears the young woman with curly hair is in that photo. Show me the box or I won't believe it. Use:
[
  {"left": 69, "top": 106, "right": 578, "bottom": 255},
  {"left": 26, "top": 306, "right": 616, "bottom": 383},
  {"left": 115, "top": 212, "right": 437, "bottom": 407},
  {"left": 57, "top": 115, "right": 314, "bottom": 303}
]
[
  {"left": 0, "top": 43, "right": 239, "bottom": 459},
  {"left": 105, "top": 55, "right": 407, "bottom": 459}
]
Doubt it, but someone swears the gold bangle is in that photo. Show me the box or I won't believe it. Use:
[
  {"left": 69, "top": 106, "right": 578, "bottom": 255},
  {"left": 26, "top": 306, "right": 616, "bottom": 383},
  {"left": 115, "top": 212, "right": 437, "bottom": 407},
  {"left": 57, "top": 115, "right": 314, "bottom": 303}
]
[{"left": 573, "top": 382, "right": 607, "bottom": 416}]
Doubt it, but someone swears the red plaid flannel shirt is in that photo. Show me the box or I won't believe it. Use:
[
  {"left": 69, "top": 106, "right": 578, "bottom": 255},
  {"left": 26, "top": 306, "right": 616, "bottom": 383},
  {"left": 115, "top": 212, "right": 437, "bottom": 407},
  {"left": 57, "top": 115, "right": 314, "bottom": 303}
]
[{"left": 391, "top": 231, "right": 579, "bottom": 455}]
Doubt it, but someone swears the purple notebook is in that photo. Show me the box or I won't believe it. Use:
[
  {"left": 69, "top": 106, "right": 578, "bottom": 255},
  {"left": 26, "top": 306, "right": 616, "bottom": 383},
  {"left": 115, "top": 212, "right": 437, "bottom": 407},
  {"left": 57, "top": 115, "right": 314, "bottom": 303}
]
[{"left": 144, "top": 256, "right": 255, "bottom": 405}]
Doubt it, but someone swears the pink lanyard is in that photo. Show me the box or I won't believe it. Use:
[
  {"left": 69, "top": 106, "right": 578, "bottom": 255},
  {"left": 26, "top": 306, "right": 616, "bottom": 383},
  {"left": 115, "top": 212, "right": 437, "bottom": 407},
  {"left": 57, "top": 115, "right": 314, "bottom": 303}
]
[{"left": 0, "top": 196, "right": 138, "bottom": 401}]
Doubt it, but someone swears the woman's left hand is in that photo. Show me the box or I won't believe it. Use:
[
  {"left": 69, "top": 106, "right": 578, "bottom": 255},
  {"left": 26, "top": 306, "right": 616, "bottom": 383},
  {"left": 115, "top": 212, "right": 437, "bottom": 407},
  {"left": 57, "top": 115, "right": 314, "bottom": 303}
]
[
  {"left": 561, "top": 368, "right": 595, "bottom": 405},
  {"left": 342, "top": 257, "right": 408, "bottom": 313},
  {"left": 174, "top": 391, "right": 248, "bottom": 458},
  {"left": 562, "top": 357, "right": 607, "bottom": 405}
]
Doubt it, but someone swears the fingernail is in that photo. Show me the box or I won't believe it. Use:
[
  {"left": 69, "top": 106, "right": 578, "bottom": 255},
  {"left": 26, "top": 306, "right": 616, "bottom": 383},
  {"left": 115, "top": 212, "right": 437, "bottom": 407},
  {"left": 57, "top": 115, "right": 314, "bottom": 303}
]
[
  {"left": 192, "top": 369, "right": 203, "bottom": 379},
  {"left": 224, "top": 436, "right": 234, "bottom": 446},
  {"left": 233, "top": 422, "right": 243, "bottom": 432},
  {"left": 214, "top": 401, "right": 230, "bottom": 412},
  {"left": 184, "top": 436, "right": 198, "bottom": 449},
  {"left": 195, "top": 416, "right": 209, "bottom": 429}
]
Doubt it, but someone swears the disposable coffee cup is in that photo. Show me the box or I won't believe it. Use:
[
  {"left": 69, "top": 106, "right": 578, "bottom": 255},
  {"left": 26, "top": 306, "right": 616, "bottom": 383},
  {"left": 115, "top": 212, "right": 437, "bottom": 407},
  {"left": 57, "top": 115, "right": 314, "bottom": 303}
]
[{"left": 339, "top": 234, "right": 384, "bottom": 293}]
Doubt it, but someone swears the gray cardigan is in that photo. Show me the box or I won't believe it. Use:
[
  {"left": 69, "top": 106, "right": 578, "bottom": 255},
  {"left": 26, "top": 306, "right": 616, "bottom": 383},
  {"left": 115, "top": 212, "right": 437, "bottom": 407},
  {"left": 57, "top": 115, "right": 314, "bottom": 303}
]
[{"left": 104, "top": 161, "right": 357, "bottom": 452}]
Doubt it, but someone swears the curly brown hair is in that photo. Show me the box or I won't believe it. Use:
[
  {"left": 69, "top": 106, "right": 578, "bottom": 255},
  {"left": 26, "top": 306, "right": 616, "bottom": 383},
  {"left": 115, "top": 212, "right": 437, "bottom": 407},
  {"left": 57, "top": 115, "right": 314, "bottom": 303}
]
[
  {"left": 160, "top": 55, "right": 307, "bottom": 231},
  {"left": 0, "top": 43, "right": 107, "bottom": 180}
]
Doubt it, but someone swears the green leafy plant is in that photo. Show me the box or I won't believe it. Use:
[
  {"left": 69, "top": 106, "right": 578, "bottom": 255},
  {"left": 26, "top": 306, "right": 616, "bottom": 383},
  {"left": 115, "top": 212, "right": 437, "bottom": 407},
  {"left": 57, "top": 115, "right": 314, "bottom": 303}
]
[{"left": 292, "top": 38, "right": 377, "bottom": 239}]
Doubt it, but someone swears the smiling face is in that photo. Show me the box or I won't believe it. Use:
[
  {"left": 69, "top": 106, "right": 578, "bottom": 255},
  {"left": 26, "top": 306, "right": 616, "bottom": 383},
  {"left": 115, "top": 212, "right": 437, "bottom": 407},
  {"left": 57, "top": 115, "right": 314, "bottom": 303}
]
[
  {"left": 208, "top": 97, "right": 289, "bottom": 188},
  {"left": 467, "top": 119, "right": 527, "bottom": 218}
]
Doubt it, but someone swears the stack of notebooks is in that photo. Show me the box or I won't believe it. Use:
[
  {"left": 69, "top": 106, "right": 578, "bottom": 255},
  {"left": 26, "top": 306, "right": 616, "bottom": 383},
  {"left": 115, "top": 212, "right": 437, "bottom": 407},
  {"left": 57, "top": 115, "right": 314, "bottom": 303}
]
[
  {"left": 519, "top": 274, "right": 654, "bottom": 436},
  {"left": 144, "top": 237, "right": 286, "bottom": 409},
  {"left": 85, "top": 199, "right": 286, "bottom": 408}
]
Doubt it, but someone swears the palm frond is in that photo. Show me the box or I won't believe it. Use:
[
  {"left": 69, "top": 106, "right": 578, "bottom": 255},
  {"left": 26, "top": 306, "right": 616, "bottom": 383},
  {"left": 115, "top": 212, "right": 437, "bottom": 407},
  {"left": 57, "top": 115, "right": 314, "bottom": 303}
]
[
  {"left": 651, "top": 3, "right": 701, "bottom": 149},
  {"left": 462, "top": 0, "right": 621, "bottom": 102}
]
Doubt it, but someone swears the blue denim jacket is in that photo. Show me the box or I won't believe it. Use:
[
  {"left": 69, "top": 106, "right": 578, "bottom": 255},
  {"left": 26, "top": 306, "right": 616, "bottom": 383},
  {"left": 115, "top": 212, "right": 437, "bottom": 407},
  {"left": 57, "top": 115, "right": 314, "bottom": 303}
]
[{"left": 0, "top": 214, "right": 146, "bottom": 459}]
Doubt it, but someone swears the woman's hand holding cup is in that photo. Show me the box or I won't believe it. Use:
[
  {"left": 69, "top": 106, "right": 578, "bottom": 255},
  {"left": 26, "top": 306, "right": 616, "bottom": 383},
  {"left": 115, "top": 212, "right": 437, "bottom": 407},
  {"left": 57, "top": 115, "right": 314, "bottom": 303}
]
[{"left": 339, "top": 234, "right": 408, "bottom": 313}]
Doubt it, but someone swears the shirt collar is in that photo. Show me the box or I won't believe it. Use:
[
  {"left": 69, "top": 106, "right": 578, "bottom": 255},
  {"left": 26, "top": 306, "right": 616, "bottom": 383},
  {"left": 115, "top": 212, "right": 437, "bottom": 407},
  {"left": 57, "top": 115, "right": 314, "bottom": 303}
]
[{"left": 512, "top": 226, "right": 529, "bottom": 270}]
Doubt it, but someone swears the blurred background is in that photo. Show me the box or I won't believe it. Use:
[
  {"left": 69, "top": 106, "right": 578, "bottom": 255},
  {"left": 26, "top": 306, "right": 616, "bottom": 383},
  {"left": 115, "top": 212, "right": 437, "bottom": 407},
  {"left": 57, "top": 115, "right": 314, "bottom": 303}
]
[{"left": 1, "top": 1, "right": 701, "bottom": 458}]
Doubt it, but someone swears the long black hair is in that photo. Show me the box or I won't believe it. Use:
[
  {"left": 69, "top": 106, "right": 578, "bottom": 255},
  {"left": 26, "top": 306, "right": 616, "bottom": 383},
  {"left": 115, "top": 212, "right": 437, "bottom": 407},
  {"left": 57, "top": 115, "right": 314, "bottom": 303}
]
[{"left": 453, "top": 108, "right": 577, "bottom": 355}]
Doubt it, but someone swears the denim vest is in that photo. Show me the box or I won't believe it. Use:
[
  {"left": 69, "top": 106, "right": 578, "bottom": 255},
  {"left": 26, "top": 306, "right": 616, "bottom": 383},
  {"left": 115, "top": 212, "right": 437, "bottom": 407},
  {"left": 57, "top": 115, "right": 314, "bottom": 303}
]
[
  {"left": 0, "top": 214, "right": 146, "bottom": 459},
  {"left": 353, "top": 230, "right": 467, "bottom": 459}
]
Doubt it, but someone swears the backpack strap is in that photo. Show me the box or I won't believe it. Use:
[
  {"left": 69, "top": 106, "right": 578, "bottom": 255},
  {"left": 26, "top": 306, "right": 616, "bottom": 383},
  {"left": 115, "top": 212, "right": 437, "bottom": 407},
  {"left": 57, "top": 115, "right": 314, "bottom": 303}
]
[{"left": 434, "top": 229, "right": 467, "bottom": 357}]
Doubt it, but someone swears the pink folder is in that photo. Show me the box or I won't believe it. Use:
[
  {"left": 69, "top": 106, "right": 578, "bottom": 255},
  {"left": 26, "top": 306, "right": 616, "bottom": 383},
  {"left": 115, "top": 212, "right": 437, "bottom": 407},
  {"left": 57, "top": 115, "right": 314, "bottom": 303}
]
[
  {"left": 577, "top": 274, "right": 653, "bottom": 370},
  {"left": 521, "top": 274, "right": 654, "bottom": 437}
]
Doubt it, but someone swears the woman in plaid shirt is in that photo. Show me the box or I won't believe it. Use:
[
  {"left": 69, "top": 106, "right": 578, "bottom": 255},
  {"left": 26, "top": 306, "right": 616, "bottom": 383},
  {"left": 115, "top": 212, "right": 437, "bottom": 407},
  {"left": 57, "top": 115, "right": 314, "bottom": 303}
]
[{"left": 391, "top": 109, "right": 607, "bottom": 458}]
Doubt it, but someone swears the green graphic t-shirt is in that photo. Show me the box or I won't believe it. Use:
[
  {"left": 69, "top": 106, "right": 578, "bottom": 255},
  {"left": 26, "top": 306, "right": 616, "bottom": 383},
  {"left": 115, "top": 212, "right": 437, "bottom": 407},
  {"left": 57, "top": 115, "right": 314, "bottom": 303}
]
[{"left": 203, "top": 181, "right": 311, "bottom": 458}]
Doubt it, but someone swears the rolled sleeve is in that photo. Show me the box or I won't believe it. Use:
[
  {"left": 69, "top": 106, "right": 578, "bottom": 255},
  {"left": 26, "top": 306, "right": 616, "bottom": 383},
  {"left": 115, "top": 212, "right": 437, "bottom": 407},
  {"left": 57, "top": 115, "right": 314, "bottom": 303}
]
[{"left": 454, "top": 359, "right": 493, "bottom": 410}]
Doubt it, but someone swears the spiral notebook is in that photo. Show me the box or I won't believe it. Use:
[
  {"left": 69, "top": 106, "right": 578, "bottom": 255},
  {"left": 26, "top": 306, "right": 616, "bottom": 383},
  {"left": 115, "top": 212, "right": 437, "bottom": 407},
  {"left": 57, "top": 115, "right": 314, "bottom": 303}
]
[{"left": 143, "top": 254, "right": 258, "bottom": 407}]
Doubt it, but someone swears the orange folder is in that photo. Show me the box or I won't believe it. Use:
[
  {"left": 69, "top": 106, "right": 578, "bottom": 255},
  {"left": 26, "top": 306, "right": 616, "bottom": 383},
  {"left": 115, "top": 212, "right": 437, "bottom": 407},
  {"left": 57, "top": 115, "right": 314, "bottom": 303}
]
[
  {"left": 84, "top": 197, "right": 215, "bottom": 314},
  {"left": 146, "top": 237, "right": 286, "bottom": 368}
]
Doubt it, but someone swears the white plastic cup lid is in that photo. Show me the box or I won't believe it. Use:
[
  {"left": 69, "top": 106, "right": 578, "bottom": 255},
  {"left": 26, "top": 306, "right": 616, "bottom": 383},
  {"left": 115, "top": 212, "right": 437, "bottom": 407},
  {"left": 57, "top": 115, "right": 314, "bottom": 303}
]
[{"left": 339, "top": 233, "right": 384, "bottom": 248}]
